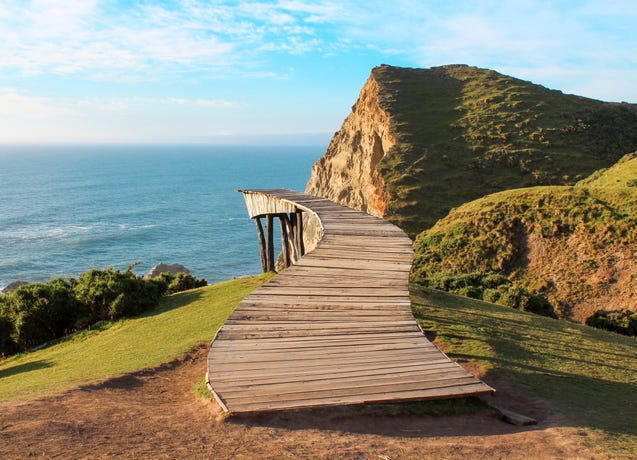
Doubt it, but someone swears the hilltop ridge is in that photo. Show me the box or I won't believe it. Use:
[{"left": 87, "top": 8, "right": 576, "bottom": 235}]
[{"left": 306, "top": 64, "right": 637, "bottom": 235}]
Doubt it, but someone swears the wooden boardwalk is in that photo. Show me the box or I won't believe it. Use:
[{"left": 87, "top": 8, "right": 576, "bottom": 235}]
[{"left": 206, "top": 189, "right": 494, "bottom": 413}]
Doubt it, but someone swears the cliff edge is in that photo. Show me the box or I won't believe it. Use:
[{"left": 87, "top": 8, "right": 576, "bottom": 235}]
[{"left": 306, "top": 73, "right": 393, "bottom": 217}]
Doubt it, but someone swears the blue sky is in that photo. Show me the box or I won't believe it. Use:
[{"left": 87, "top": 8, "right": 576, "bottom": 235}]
[{"left": 1, "top": 0, "right": 636, "bottom": 144}]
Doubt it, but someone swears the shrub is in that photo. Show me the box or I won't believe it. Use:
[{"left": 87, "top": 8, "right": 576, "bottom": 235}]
[
  {"left": 418, "top": 271, "right": 557, "bottom": 318},
  {"left": 0, "top": 305, "right": 17, "bottom": 356},
  {"left": 482, "top": 273, "right": 510, "bottom": 288},
  {"left": 586, "top": 309, "right": 637, "bottom": 336},
  {"left": 453, "top": 285, "right": 483, "bottom": 299},
  {"left": 74, "top": 267, "right": 161, "bottom": 320},
  {"left": 0, "top": 266, "right": 207, "bottom": 357},
  {"left": 482, "top": 288, "right": 501, "bottom": 304},
  {"left": 150, "top": 272, "right": 207, "bottom": 295},
  {"left": 3, "top": 279, "right": 80, "bottom": 350}
]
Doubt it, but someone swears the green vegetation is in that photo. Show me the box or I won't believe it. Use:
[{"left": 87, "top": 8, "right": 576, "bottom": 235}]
[
  {"left": 0, "top": 274, "right": 270, "bottom": 402},
  {"left": 422, "top": 271, "right": 555, "bottom": 317},
  {"left": 411, "top": 153, "right": 637, "bottom": 319},
  {"left": 586, "top": 309, "right": 637, "bottom": 336},
  {"left": 371, "top": 65, "right": 637, "bottom": 235},
  {"left": 194, "top": 377, "right": 213, "bottom": 399},
  {"left": 0, "top": 266, "right": 208, "bottom": 357},
  {"left": 411, "top": 285, "right": 637, "bottom": 457}
]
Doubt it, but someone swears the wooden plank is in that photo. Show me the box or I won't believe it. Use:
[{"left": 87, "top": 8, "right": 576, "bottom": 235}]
[
  {"left": 210, "top": 361, "right": 458, "bottom": 386},
  {"left": 253, "top": 287, "right": 409, "bottom": 296},
  {"left": 241, "top": 298, "right": 410, "bottom": 306},
  {"left": 228, "top": 383, "right": 494, "bottom": 413},
  {"left": 216, "top": 368, "right": 475, "bottom": 398},
  {"left": 210, "top": 351, "right": 441, "bottom": 373},
  {"left": 210, "top": 336, "right": 436, "bottom": 351},
  {"left": 210, "top": 340, "right": 441, "bottom": 359},
  {"left": 209, "top": 360, "right": 457, "bottom": 386},
  {"left": 221, "top": 376, "right": 483, "bottom": 406},
  {"left": 212, "top": 330, "right": 428, "bottom": 346}
]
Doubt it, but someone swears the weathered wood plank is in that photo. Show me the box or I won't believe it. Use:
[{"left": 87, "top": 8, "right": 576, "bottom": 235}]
[{"left": 226, "top": 383, "right": 494, "bottom": 413}]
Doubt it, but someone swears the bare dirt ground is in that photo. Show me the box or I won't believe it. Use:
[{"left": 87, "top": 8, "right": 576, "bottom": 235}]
[{"left": 0, "top": 345, "right": 603, "bottom": 459}]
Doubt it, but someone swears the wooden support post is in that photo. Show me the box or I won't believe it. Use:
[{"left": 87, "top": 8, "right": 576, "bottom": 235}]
[
  {"left": 266, "top": 214, "right": 275, "bottom": 271},
  {"left": 297, "top": 210, "right": 305, "bottom": 256},
  {"left": 279, "top": 213, "right": 292, "bottom": 268},
  {"left": 254, "top": 217, "right": 267, "bottom": 273},
  {"left": 289, "top": 212, "right": 298, "bottom": 263}
]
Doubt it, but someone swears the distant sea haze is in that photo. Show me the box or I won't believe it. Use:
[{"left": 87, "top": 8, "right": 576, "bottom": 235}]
[{"left": 0, "top": 144, "right": 321, "bottom": 290}]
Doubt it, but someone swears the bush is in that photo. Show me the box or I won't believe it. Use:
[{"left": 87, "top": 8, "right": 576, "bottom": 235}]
[
  {"left": 482, "top": 288, "right": 501, "bottom": 304},
  {"left": 418, "top": 271, "right": 557, "bottom": 318},
  {"left": 151, "top": 272, "right": 207, "bottom": 295},
  {"left": 0, "top": 265, "right": 207, "bottom": 357},
  {"left": 74, "top": 267, "right": 161, "bottom": 320},
  {"left": 0, "top": 305, "right": 17, "bottom": 356},
  {"left": 453, "top": 285, "right": 483, "bottom": 299},
  {"left": 586, "top": 309, "right": 637, "bottom": 336},
  {"left": 3, "top": 279, "right": 80, "bottom": 350}
]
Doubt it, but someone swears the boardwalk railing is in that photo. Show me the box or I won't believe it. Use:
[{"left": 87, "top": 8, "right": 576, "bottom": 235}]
[{"left": 206, "top": 189, "right": 494, "bottom": 413}]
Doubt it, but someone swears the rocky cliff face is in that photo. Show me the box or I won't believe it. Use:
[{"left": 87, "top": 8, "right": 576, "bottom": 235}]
[{"left": 305, "top": 73, "right": 394, "bottom": 217}]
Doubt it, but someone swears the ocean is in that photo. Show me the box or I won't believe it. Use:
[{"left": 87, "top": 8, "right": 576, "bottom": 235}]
[{"left": 0, "top": 144, "right": 322, "bottom": 290}]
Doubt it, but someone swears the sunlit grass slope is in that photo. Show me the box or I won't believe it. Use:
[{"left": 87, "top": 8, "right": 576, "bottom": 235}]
[
  {"left": 412, "top": 285, "right": 637, "bottom": 457},
  {"left": 0, "top": 274, "right": 271, "bottom": 403}
]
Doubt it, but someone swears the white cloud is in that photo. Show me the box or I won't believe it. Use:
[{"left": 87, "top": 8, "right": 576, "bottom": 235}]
[
  {"left": 0, "top": 89, "right": 78, "bottom": 118},
  {"left": 163, "top": 97, "right": 236, "bottom": 108}
]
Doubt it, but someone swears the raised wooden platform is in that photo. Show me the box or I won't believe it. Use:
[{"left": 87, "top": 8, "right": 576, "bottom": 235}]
[{"left": 206, "top": 189, "right": 494, "bottom": 413}]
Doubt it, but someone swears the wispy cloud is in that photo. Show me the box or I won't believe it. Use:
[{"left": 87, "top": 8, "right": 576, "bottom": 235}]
[
  {"left": 0, "top": 0, "right": 346, "bottom": 79},
  {"left": 0, "top": 88, "right": 78, "bottom": 118},
  {"left": 2, "top": 1, "right": 635, "bottom": 91}
]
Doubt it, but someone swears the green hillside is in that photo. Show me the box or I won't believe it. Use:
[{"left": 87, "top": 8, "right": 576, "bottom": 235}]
[
  {"left": 411, "top": 285, "right": 636, "bottom": 458},
  {"left": 372, "top": 65, "right": 637, "bottom": 235},
  {"left": 411, "top": 153, "right": 637, "bottom": 321}
]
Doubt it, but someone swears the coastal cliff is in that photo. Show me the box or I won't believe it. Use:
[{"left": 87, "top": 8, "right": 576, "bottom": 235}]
[
  {"left": 306, "top": 64, "right": 637, "bottom": 236},
  {"left": 306, "top": 73, "right": 394, "bottom": 217}
]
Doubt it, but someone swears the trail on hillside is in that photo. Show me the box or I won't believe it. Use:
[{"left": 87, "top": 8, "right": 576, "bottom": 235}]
[{"left": 0, "top": 345, "right": 601, "bottom": 459}]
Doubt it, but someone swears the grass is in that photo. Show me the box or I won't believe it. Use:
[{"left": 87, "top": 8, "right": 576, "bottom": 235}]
[
  {"left": 0, "top": 274, "right": 272, "bottom": 403},
  {"left": 410, "top": 153, "right": 637, "bottom": 320},
  {"left": 194, "top": 377, "right": 212, "bottom": 399},
  {"left": 411, "top": 284, "right": 637, "bottom": 458},
  {"left": 371, "top": 65, "right": 637, "bottom": 236}
]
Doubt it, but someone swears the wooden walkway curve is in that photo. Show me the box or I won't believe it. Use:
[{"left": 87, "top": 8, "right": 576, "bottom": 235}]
[{"left": 206, "top": 189, "right": 494, "bottom": 413}]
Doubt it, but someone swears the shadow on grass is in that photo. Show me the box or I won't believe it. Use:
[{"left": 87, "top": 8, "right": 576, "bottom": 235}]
[
  {"left": 0, "top": 360, "right": 53, "bottom": 379},
  {"left": 138, "top": 289, "right": 205, "bottom": 319},
  {"left": 411, "top": 286, "right": 637, "bottom": 441}
]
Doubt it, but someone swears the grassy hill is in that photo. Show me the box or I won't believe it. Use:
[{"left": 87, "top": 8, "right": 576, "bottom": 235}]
[
  {"left": 0, "top": 276, "right": 634, "bottom": 457},
  {"left": 411, "top": 153, "right": 637, "bottom": 322},
  {"left": 411, "top": 285, "right": 636, "bottom": 458},
  {"left": 371, "top": 65, "right": 637, "bottom": 235}
]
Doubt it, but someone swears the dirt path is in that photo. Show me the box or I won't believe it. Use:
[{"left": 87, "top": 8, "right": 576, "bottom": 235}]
[{"left": 0, "top": 345, "right": 602, "bottom": 459}]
